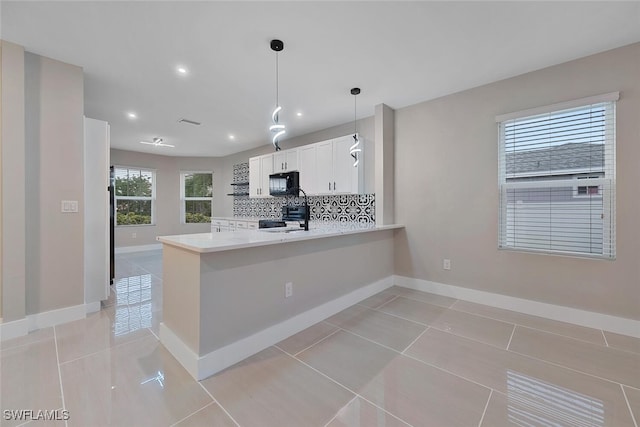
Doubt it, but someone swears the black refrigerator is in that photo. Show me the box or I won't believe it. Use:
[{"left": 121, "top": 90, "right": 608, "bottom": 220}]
[{"left": 109, "top": 166, "right": 115, "bottom": 283}]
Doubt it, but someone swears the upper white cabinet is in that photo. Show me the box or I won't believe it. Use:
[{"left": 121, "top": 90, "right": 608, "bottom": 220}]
[
  {"left": 332, "top": 135, "right": 360, "bottom": 194},
  {"left": 298, "top": 135, "right": 363, "bottom": 195},
  {"left": 273, "top": 148, "right": 298, "bottom": 173},
  {"left": 249, "top": 135, "right": 363, "bottom": 197},
  {"left": 249, "top": 153, "right": 273, "bottom": 198}
]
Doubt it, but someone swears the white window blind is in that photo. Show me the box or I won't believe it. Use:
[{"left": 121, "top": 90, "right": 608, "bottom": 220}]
[{"left": 497, "top": 94, "right": 617, "bottom": 258}]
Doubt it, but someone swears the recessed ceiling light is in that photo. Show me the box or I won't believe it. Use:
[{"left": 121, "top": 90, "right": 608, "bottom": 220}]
[
  {"left": 127, "top": 112, "right": 137, "bottom": 119},
  {"left": 228, "top": 134, "right": 235, "bottom": 140},
  {"left": 177, "top": 66, "right": 188, "bottom": 75},
  {"left": 296, "top": 112, "right": 303, "bottom": 117}
]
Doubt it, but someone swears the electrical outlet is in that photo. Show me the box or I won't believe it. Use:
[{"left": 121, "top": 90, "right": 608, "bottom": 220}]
[
  {"left": 443, "top": 259, "right": 451, "bottom": 270},
  {"left": 285, "top": 282, "right": 293, "bottom": 298},
  {"left": 132, "top": 232, "right": 137, "bottom": 239}
]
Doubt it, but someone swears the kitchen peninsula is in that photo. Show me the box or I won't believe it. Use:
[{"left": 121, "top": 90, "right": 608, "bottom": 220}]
[{"left": 157, "top": 223, "right": 402, "bottom": 380}]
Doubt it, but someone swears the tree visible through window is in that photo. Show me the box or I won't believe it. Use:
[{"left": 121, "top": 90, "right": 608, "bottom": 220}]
[
  {"left": 182, "top": 172, "right": 213, "bottom": 223},
  {"left": 115, "top": 167, "right": 155, "bottom": 225}
]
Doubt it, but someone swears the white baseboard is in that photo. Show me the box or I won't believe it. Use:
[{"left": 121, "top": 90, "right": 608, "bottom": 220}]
[
  {"left": 85, "top": 301, "right": 101, "bottom": 314},
  {"left": 161, "top": 276, "right": 394, "bottom": 381},
  {"left": 115, "top": 243, "right": 162, "bottom": 254},
  {"left": 0, "top": 318, "right": 29, "bottom": 341},
  {"left": 394, "top": 275, "right": 640, "bottom": 339},
  {"left": 27, "top": 304, "right": 87, "bottom": 332},
  {"left": 159, "top": 323, "right": 200, "bottom": 379}
]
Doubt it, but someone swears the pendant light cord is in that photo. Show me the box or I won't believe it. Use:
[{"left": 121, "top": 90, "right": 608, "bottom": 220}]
[{"left": 275, "top": 52, "right": 279, "bottom": 108}]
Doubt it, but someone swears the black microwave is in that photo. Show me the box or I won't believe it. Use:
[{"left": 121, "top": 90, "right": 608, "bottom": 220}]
[{"left": 269, "top": 171, "right": 299, "bottom": 197}]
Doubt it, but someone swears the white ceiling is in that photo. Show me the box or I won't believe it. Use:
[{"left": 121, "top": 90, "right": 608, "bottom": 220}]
[{"left": 2, "top": 1, "right": 639, "bottom": 157}]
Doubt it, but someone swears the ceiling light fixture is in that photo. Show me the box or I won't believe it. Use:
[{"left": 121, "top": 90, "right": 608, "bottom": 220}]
[
  {"left": 268, "top": 39, "right": 286, "bottom": 151},
  {"left": 127, "top": 112, "right": 137, "bottom": 119},
  {"left": 139, "top": 137, "right": 174, "bottom": 148},
  {"left": 229, "top": 134, "right": 235, "bottom": 140},
  {"left": 350, "top": 87, "right": 362, "bottom": 167},
  {"left": 177, "top": 66, "right": 188, "bottom": 75},
  {"left": 296, "top": 112, "right": 303, "bottom": 117}
]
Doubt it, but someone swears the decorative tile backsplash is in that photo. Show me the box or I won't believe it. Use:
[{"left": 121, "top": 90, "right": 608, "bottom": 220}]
[{"left": 232, "top": 162, "right": 375, "bottom": 223}]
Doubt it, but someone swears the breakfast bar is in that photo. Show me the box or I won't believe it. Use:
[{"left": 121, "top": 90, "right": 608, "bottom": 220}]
[{"left": 157, "top": 223, "right": 402, "bottom": 380}]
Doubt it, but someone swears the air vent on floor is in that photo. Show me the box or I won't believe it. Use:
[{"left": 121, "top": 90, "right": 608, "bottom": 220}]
[{"left": 178, "top": 118, "right": 201, "bottom": 126}]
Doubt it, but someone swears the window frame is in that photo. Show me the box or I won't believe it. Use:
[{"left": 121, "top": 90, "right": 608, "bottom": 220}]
[
  {"left": 496, "top": 92, "right": 617, "bottom": 259},
  {"left": 114, "top": 166, "right": 157, "bottom": 227},
  {"left": 180, "top": 171, "right": 213, "bottom": 224}
]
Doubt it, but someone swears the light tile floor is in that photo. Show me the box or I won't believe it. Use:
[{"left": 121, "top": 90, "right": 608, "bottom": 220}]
[{"left": 1, "top": 249, "right": 639, "bottom": 426}]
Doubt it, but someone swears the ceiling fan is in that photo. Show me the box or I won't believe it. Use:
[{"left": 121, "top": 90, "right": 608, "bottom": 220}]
[{"left": 139, "top": 137, "right": 174, "bottom": 148}]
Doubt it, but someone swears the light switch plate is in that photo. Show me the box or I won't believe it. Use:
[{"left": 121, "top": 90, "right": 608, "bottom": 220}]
[{"left": 61, "top": 200, "right": 79, "bottom": 213}]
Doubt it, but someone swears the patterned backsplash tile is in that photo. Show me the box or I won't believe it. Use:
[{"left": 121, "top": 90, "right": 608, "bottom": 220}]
[{"left": 231, "top": 162, "right": 375, "bottom": 223}]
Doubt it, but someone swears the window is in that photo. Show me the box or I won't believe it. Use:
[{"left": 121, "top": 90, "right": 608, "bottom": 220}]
[
  {"left": 115, "top": 166, "right": 155, "bottom": 225},
  {"left": 575, "top": 175, "right": 603, "bottom": 197},
  {"left": 497, "top": 93, "right": 617, "bottom": 258},
  {"left": 181, "top": 172, "right": 213, "bottom": 223}
]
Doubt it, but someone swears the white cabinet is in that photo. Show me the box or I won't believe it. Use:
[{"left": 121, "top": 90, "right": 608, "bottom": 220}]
[
  {"left": 273, "top": 148, "right": 298, "bottom": 173},
  {"left": 298, "top": 145, "right": 317, "bottom": 194},
  {"left": 332, "top": 135, "right": 360, "bottom": 194},
  {"left": 297, "top": 136, "right": 362, "bottom": 195},
  {"left": 249, "top": 154, "right": 273, "bottom": 198},
  {"left": 212, "top": 218, "right": 258, "bottom": 232},
  {"left": 84, "top": 117, "right": 110, "bottom": 305}
]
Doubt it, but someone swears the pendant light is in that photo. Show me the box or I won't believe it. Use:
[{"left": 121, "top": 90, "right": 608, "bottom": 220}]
[
  {"left": 269, "top": 39, "right": 286, "bottom": 151},
  {"left": 349, "top": 87, "right": 362, "bottom": 167}
]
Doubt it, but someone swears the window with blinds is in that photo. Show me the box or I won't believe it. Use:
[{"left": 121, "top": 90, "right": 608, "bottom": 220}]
[
  {"left": 497, "top": 93, "right": 617, "bottom": 259},
  {"left": 114, "top": 166, "right": 156, "bottom": 226}
]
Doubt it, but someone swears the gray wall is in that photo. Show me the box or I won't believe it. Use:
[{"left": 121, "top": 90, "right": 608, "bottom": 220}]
[
  {"left": 24, "top": 52, "right": 85, "bottom": 315},
  {"left": 394, "top": 42, "right": 640, "bottom": 320},
  {"left": 110, "top": 149, "right": 226, "bottom": 247},
  {"left": 218, "top": 117, "right": 375, "bottom": 217},
  {"left": 1, "top": 41, "right": 26, "bottom": 321}
]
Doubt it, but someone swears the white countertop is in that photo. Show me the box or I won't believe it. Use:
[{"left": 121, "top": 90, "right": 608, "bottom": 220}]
[{"left": 158, "top": 223, "right": 403, "bottom": 253}]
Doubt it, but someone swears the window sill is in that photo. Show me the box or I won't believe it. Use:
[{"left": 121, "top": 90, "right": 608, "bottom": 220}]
[{"left": 498, "top": 246, "right": 615, "bottom": 261}]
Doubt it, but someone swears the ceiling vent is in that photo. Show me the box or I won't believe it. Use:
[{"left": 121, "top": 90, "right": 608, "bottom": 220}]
[{"left": 178, "top": 118, "right": 201, "bottom": 126}]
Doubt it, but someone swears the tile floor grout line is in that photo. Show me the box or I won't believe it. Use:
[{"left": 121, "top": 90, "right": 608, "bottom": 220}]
[
  {"left": 515, "top": 323, "right": 616, "bottom": 354},
  {"left": 322, "top": 395, "right": 358, "bottom": 427},
  {"left": 449, "top": 304, "right": 612, "bottom": 348},
  {"left": 195, "top": 382, "right": 242, "bottom": 427},
  {"left": 506, "top": 324, "right": 516, "bottom": 350},
  {"left": 336, "top": 327, "right": 406, "bottom": 354},
  {"left": 367, "top": 294, "right": 400, "bottom": 310},
  {"left": 354, "top": 396, "right": 415, "bottom": 427},
  {"left": 602, "top": 329, "right": 610, "bottom": 347},
  {"left": 621, "top": 384, "right": 639, "bottom": 427},
  {"left": 401, "top": 326, "right": 431, "bottom": 354},
  {"left": 279, "top": 348, "right": 359, "bottom": 396},
  {"left": 506, "top": 346, "right": 637, "bottom": 389},
  {"left": 371, "top": 307, "right": 432, "bottom": 328},
  {"left": 52, "top": 326, "right": 69, "bottom": 427},
  {"left": 334, "top": 326, "right": 494, "bottom": 393},
  {"left": 285, "top": 350, "right": 414, "bottom": 427},
  {"left": 401, "top": 352, "right": 494, "bottom": 393},
  {"left": 168, "top": 401, "right": 215, "bottom": 427},
  {"left": 57, "top": 332, "right": 155, "bottom": 366},
  {"left": 292, "top": 328, "right": 342, "bottom": 357},
  {"left": 353, "top": 304, "right": 432, "bottom": 328},
  {"left": 477, "top": 389, "right": 493, "bottom": 427},
  {"left": 392, "top": 292, "right": 458, "bottom": 309}
]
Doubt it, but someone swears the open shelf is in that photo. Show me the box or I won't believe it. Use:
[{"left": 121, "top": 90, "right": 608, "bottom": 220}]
[
  {"left": 227, "top": 192, "right": 250, "bottom": 197},
  {"left": 230, "top": 182, "right": 250, "bottom": 186}
]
